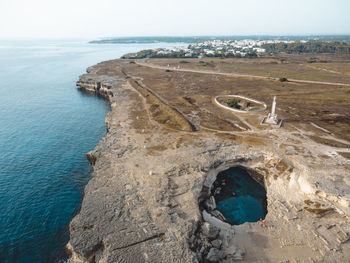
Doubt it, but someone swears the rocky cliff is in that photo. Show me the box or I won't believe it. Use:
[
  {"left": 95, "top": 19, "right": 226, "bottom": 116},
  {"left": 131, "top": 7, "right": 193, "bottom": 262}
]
[{"left": 68, "top": 59, "right": 350, "bottom": 263}]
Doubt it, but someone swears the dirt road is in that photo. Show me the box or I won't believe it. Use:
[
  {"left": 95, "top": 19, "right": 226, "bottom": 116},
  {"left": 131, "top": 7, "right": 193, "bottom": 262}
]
[{"left": 137, "top": 61, "right": 350, "bottom": 87}]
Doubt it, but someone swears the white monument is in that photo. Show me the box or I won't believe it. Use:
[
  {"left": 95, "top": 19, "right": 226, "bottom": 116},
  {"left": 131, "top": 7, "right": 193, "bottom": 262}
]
[{"left": 265, "top": 96, "right": 278, "bottom": 124}]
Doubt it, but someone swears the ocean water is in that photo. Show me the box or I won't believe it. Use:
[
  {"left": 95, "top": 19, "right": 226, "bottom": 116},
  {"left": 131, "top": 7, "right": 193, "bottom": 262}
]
[
  {"left": 0, "top": 40, "right": 180, "bottom": 263},
  {"left": 213, "top": 167, "right": 267, "bottom": 225}
]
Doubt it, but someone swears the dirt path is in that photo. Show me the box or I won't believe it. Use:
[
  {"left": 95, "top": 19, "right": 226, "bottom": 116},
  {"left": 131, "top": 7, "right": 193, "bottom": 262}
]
[
  {"left": 306, "top": 64, "right": 350, "bottom": 77},
  {"left": 137, "top": 61, "right": 350, "bottom": 87}
]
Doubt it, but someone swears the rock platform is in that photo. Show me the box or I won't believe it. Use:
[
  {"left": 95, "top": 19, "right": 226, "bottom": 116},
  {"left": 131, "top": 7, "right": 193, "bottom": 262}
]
[{"left": 68, "top": 59, "right": 350, "bottom": 263}]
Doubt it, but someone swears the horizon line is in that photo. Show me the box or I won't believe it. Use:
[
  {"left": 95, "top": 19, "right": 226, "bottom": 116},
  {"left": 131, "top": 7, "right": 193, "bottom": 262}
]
[{"left": 1, "top": 34, "right": 350, "bottom": 41}]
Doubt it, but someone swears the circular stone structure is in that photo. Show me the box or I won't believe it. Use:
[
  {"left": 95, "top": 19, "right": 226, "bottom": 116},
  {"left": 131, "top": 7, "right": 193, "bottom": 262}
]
[{"left": 214, "top": 95, "right": 267, "bottom": 113}]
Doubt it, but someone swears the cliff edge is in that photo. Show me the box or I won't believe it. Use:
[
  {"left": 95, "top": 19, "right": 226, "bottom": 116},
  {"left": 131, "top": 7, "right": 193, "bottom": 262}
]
[{"left": 68, "top": 59, "right": 350, "bottom": 263}]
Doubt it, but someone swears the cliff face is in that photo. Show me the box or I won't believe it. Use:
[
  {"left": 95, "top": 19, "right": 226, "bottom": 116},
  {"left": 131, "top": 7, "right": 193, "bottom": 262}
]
[
  {"left": 68, "top": 59, "right": 350, "bottom": 263},
  {"left": 76, "top": 67, "right": 116, "bottom": 99}
]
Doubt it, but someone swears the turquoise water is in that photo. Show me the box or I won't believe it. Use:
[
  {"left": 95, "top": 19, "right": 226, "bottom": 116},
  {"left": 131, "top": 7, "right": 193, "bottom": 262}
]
[
  {"left": 213, "top": 167, "right": 267, "bottom": 225},
  {"left": 0, "top": 40, "right": 180, "bottom": 263}
]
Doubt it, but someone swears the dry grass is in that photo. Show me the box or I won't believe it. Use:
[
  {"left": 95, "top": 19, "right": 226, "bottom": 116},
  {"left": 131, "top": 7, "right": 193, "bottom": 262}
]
[
  {"left": 304, "top": 207, "right": 333, "bottom": 215},
  {"left": 127, "top": 78, "right": 196, "bottom": 132},
  {"left": 235, "top": 135, "right": 267, "bottom": 146},
  {"left": 148, "top": 57, "right": 350, "bottom": 84},
  {"left": 338, "top": 152, "right": 350, "bottom": 160},
  {"left": 275, "top": 160, "right": 289, "bottom": 173},
  {"left": 146, "top": 145, "right": 167, "bottom": 156},
  {"left": 97, "top": 57, "right": 350, "bottom": 142},
  {"left": 304, "top": 199, "right": 313, "bottom": 206},
  {"left": 304, "top": 199, "right": 332, "bottom": 215},
  {"left": 173, "top": 134, "right": 204, "bottom": 149},
  {"left": 308, "top": 136, "right": 350, "bottom": 148}
]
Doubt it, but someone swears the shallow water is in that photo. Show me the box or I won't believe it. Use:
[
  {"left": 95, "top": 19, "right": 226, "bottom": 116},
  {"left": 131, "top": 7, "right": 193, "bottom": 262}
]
[
  {"left": 0, "top": 40, "right": 181, "bottom": 263},
  {"left": 213, "top": 167, "right": 267, "bottom": 225}
]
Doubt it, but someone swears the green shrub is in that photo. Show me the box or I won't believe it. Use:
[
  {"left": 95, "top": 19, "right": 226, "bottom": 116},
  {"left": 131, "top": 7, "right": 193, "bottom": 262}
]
[
  {"left": 249, "top": 107, "right": 261, "bottom": 111},
  {"left": 199, "top": 62, "right": 215, "bottom": 67},
  {"left": 307, "top": 57, "right": 318, "bottom": 63},
  {"left": 279, "top": 77, "right": 288, "bottom": 82},
  {"left": 226, "top": 98, "right": 240, "bottom": 108}
]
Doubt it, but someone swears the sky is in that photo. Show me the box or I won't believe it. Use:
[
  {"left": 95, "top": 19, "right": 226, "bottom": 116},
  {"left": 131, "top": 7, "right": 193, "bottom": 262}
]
[{"left": 0, "top": 0, "right": 349, "bottom": 39}]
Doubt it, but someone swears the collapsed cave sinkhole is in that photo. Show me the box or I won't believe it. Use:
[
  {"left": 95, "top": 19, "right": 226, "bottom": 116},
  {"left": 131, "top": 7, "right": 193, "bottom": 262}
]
[{"left": 201, "top": 166, "right": 267, "bottom": 225}]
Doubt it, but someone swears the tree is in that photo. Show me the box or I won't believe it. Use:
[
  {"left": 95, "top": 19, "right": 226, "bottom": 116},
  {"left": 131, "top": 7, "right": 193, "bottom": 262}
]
[
  {"left": 226, "top": 98, "right": 240, "bottom": 108},
  {"left": 279, "top": 77, "right": 288, "bottom": 82}
]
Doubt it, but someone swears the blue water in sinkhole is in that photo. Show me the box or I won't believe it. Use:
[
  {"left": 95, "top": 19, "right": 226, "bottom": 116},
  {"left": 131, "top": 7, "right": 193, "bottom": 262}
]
[
  {"left": 213, "top": 167, "right": 267, "bottom": 225},
  {"left": 0, "top": 39, "right": 181, "bottom": 263}
]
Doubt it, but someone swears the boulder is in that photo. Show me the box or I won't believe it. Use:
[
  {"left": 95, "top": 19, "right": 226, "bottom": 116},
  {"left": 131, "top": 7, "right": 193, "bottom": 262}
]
[
  {"left": 211, "top": 239, "right": 222, "bottom": 249},
  {"left": 206, "top": 248, "right": 224, "bottom": 263}
]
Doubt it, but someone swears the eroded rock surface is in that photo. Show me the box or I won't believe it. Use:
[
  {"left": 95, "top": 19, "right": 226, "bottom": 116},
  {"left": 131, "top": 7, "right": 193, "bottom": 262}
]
[{"left": 68, "top": 59, "right": 350, "bottom": 263}]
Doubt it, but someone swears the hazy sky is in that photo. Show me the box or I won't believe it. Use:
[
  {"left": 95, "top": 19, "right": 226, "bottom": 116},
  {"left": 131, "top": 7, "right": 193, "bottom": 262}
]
[{"left": 1, "top": 0, "right": 349, "bottom": 39}]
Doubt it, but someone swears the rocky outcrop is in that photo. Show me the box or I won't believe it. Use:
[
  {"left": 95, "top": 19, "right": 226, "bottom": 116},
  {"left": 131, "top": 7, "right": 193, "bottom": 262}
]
[
  {"left": 76, "top": 66, "right": 117, "bottom": 98},
  {"left": 68, "top": 59, "right": 350, "bottom": 263}
]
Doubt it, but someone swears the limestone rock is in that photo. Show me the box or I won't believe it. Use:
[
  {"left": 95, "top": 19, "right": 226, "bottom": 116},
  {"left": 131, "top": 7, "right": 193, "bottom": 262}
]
[
  {"left": 68, "top": 59, "right": 350, "bottom": 263},
  {"left": 206, "top": 248, "right": 224, "bottom": 262},
  {"left": 211, "top": 239, "right": 222, "bottom": 249},
  {"left": 285, "top": 145, "right": 297, "bottom": 155}
]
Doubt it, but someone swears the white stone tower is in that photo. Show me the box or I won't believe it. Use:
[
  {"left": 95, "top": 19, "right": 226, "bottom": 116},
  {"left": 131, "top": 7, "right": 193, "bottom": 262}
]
[{"left": 266, "top": 96, "right": 278, "bottom": 124}]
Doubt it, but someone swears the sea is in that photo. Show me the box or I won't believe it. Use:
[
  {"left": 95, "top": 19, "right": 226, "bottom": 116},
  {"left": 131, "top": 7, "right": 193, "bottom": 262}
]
[{"left": 0, "top": 39, "right": 181, "bottom": 263}]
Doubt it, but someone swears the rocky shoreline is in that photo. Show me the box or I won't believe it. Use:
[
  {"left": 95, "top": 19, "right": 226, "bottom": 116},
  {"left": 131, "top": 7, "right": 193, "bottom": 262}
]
[{"left": 68, "top": 59, "right": 350, "bottom": 262}]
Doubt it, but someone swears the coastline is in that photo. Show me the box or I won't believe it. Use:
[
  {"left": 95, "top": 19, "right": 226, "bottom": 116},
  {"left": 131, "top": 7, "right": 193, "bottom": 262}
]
[
  {"left": 67, "top": 61, "right": 203, "bottom": 262},
  {"left": 68, "top": 59, "right": 350, "bottom": 262}
]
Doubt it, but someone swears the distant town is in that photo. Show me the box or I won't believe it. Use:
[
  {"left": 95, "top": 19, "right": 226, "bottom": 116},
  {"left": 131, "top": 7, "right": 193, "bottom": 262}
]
[
  {"left": 119, "top": 38, "right": 350, "bottom": 59},
  {"left": 150, "top": 39, "right": 288, "bottom": 58}
]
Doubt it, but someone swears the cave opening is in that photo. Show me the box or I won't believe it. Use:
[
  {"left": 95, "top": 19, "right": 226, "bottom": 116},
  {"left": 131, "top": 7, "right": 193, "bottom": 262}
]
[{"left": 210, "top": 166, "right": 267, "bottom": 225}]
